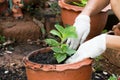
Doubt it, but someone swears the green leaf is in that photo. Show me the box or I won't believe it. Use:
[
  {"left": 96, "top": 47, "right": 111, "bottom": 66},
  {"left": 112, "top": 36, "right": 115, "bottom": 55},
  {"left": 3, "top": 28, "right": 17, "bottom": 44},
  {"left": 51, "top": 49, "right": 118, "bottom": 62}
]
[
  {"left": 0, "top": 35, "right": 5, "bottom": 43},
  {"left": 52, "top": 47, "right": 63, "bottom": 53},
  {"left": 66, "top": 48, "right": 76, "bottom": 56},
  {"left": 54, "top": 53, "right": 67, "bottom": 63},
  {"left": 72, "top": 0, "right": 88, "bottom": 7},
  {"left": 63, "top": 26, "right": 77, "bottom": 39},
  {"left": 108, "top": 74, "right": 118, "bottom": 80},
  {"left": 60, "top": 44, "right": 76, "bottom": 56},
  {"left": 55, "top": 24, "right": 64, "bottom": 35},
  {"left": 60, "top": 44, "right": 68, "bottom": 53},
  {"left": 45, "top": 39, "right": 59, "bottom": 47},
  {"left": 72, "top": 2, "right": 84, "bottom": 7},
  {"left": 50, "top": 30, "right": 62, "bottom": 39},
  {"left": 81, "top": 0, "right": 87, "bottom": 5}
]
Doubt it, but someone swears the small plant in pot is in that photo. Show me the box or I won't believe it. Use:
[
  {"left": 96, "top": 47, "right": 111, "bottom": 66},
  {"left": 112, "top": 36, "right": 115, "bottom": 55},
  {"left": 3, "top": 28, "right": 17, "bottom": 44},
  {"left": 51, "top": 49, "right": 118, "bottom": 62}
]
[
  {"left": 23, "top": 24, "right": 93, "bottom": 80},
  {"left": 45, "top": 24, "right": 77, "bottom": 63}
]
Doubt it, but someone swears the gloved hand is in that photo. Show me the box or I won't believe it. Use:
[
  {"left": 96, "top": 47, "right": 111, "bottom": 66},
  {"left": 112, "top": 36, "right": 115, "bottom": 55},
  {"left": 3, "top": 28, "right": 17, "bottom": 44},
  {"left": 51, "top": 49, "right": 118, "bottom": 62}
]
[
  {"left": 65, "top": 34, "right": 107, "bottom": 64},
  {"left": 66, "top": 14, "right": 90, "bottom": 50}
]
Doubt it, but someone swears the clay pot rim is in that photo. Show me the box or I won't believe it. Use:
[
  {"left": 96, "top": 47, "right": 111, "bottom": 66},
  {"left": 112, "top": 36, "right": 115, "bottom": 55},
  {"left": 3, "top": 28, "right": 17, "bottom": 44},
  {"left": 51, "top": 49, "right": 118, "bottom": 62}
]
[
  {"left": 58, "top": 0, "right": 111, "bottom": 12},
  {"left": 23, "top": 47, "right": 92, "bottom": 71},
  {"left": 58, "top": 0, "right": 84, "bottom": 12}
]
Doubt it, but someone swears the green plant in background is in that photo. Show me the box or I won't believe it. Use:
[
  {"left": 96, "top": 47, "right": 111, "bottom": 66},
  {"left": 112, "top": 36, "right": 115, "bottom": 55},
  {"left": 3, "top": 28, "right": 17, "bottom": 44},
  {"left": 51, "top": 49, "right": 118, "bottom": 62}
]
[
  {"left": 0, "top": 35, "right": 15, "bottom": 50},
  {"left": 102, "top": 29, "right": 108, "bottom": 33},
  {"left": 49, "top": 1, "right": 61, "bottom": 15},
  {"left": 72, "top": 0, "right": 88, "bottom": 7},
  {"left": 0, "top": 35, "right": 6, "bottom": 50},
  {"left": 108, "top": 74, "right": 118, "bottom": 80},
  {"left": 95, "top": 55, "right": 103, "bottom": 62},
  {"left": 45, "top": 24, "right": 77, "bottom": 63},
  {"left": 93, "top": 55, "right": 103, "bottom": 71},
  {"left": 0, "top": 35, "right": 5, "bottom": 44}
]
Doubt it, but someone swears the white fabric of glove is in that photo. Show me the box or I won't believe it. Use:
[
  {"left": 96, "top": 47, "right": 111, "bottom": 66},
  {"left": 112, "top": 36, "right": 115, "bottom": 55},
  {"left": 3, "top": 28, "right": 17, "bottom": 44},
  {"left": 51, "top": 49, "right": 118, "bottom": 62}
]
[
  {"left": 66, "top": 14, "right": 90, "bottom": 50},
  {"left": 65, "top": 34, "right": 107, "bottom": 64}
]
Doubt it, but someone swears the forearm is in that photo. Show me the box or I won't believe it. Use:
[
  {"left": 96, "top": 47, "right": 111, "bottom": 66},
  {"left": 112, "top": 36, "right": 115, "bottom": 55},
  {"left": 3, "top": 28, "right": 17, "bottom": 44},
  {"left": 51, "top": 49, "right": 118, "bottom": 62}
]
[
  {"left": 110, "top": 0, "right": 120, "bottom": 20},
  {"left": 81, "top": 0, "right": 110, "bottom": 16},
  {"left": 106, "top": 35, "right": 120, "bottom": 50}
]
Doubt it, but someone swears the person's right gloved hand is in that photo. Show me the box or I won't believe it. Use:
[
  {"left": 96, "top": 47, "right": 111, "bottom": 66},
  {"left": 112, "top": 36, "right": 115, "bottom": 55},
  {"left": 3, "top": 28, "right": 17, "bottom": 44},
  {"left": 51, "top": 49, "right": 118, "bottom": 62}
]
[
  {"left": 66, "top": 14, "right": 90, "bottom": 50},
  {"left": 65, "top": 34, "right": 107, "bottom": 64}
]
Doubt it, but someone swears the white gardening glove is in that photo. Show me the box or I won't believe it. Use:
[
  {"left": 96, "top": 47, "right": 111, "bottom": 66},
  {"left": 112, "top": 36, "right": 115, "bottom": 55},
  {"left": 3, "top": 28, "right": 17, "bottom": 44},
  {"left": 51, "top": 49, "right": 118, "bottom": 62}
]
[
  {"left": 65, "top": 34, "right": 107, "bottom": 64},
  {"left": 66, "top": 14, "right": 90, "bottom": 50}
]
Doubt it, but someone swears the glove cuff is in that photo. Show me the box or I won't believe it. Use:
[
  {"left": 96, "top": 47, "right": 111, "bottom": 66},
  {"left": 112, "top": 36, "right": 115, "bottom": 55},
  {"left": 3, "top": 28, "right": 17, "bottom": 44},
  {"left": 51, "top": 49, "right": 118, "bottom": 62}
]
[
  {"left": 89, "top": 34, "right": 107, "bottom": 58},
  {"left": 75, "top": 14, "right": 90, "bottom": 22}
]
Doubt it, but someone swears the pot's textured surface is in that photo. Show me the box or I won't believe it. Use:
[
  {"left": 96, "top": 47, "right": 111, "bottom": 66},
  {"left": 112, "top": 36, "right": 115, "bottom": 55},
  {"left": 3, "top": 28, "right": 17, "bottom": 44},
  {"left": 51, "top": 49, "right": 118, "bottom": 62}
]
[
  {"left": 23, "top": 47, "right": 93, "bottom": 80},
  {"left": 59, "top": 0, "right": 110, "bottom": 40}
]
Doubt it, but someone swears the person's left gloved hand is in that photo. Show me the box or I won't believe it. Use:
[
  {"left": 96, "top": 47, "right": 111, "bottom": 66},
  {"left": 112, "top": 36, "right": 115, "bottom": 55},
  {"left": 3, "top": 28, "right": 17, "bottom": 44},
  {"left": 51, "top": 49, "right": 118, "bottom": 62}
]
[
  {"left": 66, "top": 14, "right": 90, "bottom": 50},
  {"left": 65, "top": 34, "right": 107, "bottom": 64}
]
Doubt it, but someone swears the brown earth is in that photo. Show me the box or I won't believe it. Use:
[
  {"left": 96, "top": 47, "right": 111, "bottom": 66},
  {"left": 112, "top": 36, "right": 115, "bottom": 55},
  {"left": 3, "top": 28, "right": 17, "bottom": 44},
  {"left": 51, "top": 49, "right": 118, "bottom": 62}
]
[{"left": 0, "top": 15, "right": 42, "bottom": 43}]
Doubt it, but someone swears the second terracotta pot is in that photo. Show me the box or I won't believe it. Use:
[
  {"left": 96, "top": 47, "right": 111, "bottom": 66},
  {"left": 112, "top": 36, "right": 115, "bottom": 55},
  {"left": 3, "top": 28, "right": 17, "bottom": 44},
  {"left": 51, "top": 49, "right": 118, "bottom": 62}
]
[{"left": 59, "top": 0, "right": 111, "bottom": 40}]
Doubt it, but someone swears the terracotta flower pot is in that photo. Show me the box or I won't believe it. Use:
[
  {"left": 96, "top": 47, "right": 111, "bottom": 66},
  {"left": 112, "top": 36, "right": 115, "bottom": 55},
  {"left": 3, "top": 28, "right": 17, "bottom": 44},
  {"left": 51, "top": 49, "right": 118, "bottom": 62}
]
[
  {"left": 23, "top": 47, "right": 93, "bottom": 80},
  {"left": 58, "top": 0, "right": 111, "bottom": 40}
]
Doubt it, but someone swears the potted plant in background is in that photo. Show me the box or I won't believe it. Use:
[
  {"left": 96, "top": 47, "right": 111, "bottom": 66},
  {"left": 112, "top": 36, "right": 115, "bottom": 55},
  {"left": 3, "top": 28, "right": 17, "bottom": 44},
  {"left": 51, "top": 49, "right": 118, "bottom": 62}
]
[
  {"left": 23, "top": 24, "right": 93, "bottom": 80},
  {"left": 58, "top": 0, "right": 111, "bottom": 40}
]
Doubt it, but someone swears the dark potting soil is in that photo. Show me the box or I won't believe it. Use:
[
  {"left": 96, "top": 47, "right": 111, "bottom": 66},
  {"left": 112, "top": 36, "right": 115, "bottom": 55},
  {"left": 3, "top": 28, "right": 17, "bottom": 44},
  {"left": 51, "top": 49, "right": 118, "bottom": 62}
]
[{"left": 29, "top": 51, "right": 58, "bottom": 64}]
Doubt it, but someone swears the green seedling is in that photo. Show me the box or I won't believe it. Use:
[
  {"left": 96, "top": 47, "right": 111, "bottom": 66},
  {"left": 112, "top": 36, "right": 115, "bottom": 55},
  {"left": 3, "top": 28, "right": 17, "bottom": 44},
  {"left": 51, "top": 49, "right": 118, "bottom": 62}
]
[{"left": 45, "top": 24, "right": 77, "bottom": 63}]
